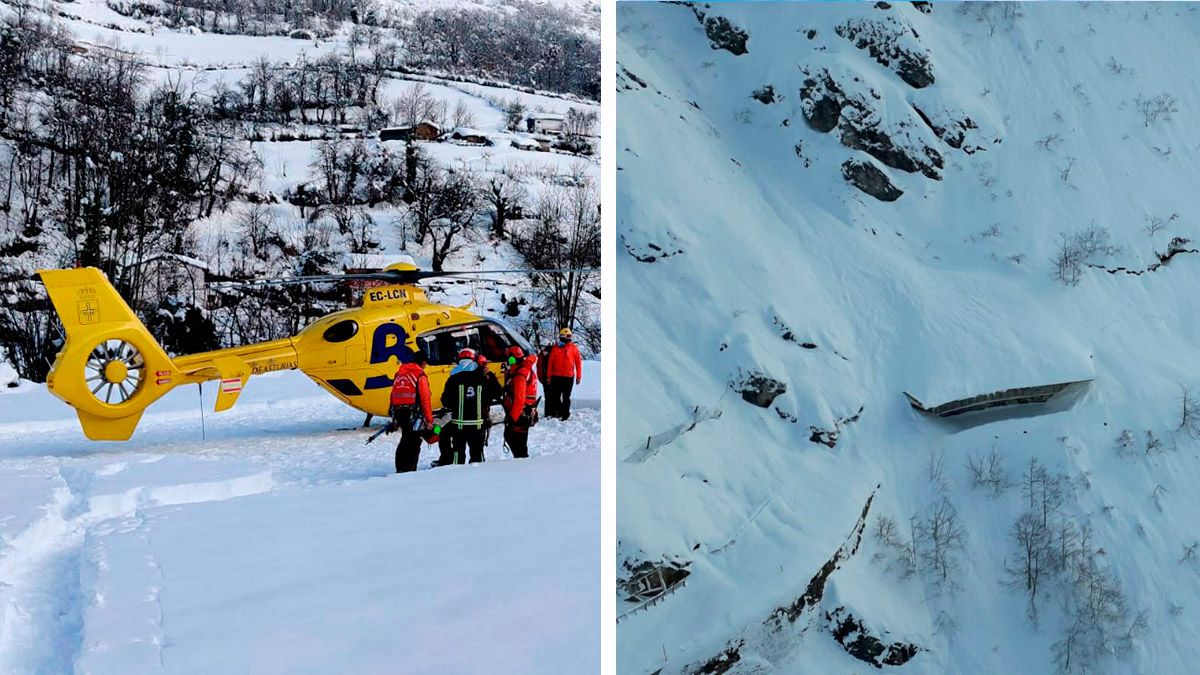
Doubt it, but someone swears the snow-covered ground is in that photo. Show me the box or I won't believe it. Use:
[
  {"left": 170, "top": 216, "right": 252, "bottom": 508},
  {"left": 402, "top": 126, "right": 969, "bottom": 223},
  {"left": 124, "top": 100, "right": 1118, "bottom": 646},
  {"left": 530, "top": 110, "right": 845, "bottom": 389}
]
[
  {"left": 0, "top": 363, "right": 599, "bottom": 673},
  {"left": 619, "top": 3, "right": 1200, "bottom": 674}
]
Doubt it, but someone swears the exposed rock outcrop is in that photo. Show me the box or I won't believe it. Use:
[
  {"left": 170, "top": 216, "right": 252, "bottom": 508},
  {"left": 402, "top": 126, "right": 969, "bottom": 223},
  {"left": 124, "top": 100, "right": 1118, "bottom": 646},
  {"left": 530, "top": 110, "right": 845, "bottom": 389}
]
[
  {"left": 842, "top": 159, "right": 903, "bottom": 202},
  {"left": 751, "top": 84, "right": 776, "bottom": 104},
  {"left": 686, "top": 489, "right": 881, "bottom": 673},
  {"left": 732, "top": 371, "right": 787, "bottom": 408},
  {"left": 835, "top": 16, "right": 934, "bottom": 88},
  {"left": 623, "top": 232, "right": 684, "bottom": 263},
  {"left": 801, "top": 69, "right": 944, "bottom": 180},
  {"left": 826, "top": 607, "right": 921, "bottom": 668},
  {"left": 686, "top": 5, "right": 749, "bottom": 56},
  {"left": 704, "top": 16, "right": 749, "bottom": 55}
]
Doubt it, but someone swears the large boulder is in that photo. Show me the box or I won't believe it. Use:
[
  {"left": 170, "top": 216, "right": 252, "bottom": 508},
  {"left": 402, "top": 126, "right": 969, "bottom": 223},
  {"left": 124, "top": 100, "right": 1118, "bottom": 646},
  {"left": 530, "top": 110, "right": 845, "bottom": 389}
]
[
  {"left": 842, "top": 159, "right": 903, "bottom": 202},
  {"left": 733, "top": 371, "right": 787, "bottom": 408},
  {"left": 800, "top": 70, "right": 845, "bottom": 133}
]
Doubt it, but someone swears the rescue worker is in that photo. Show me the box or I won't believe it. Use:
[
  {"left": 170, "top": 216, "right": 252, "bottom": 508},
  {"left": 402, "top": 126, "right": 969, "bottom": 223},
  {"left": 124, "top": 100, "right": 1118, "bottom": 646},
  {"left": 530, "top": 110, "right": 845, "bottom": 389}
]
[
  {"left": 544, "top": 327, "right": 583, "bottom": 420},
  {"left": 441, "top": 348, "right": 489, "bottom": 464},
  {"left": 502, "top": 346, "right": 539, "bottom": 459},
  {"left": 475, "top": 352, "right": 504, "bottom": 447},
  {"left": 476, "top": 353, "right": 504, "bottom": 408},
  {"left": 388, "top": 351, "right": 434, "bottom": 473},
  {"left": 537, "top": 341, "right": 553, "bottom": 416}
]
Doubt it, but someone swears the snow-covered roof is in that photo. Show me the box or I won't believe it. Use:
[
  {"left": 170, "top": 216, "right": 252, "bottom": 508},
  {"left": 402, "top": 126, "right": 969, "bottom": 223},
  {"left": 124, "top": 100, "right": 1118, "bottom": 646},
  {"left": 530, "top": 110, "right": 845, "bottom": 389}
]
[
  {"left": 528, "top": 112, "right": 565, "bottom": 120},
  {"left": 450, "top": 127, "right": 489, "bottom": 137},
  {"left": 510, "top": 137, "right": 540, "bottom": 148}
]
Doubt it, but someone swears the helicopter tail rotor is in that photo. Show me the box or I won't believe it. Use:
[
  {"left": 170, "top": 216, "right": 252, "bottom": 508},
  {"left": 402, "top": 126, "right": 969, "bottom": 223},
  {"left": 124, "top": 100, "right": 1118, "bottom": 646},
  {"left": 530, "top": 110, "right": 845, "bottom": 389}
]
[{"left": 38, "top": 268, "right": 182, "bottom": 440}]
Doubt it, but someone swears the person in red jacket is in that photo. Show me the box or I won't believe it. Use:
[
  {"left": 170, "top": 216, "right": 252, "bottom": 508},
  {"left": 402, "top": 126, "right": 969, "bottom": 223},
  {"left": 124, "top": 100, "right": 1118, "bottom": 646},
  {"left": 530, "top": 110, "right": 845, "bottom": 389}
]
[
  {"left": 502, "top": 346, "right": 539, "bottom": 459},
  {"left": 544, "top": 327, "right": 583, "bottom": 420},
  {"left": 388, "top": 351, "right": 434, "bottom": 473}
]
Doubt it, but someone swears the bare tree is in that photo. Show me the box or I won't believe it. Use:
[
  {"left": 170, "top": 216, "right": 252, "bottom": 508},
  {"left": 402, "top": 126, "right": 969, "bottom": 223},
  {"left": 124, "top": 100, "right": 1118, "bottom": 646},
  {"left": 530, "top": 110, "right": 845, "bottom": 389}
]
[
  {"left": 1009, "top": 511, "right": 1047, "bottom": 622},
  {"left": 484, "top": 173, "right": 526, "bottom": 239},
  {"left": 923, "top": 496, "right": 966, "bottom": 588},
  {"left": 310, "top": 138, "right": 368, "bottom": 205},
  {"left": 560, "top": 107, "right": 598, "bottom": 153},
  {"left": 401, "top": 154, "right": 480, "bottom": 271},
  {"left": 1020, "top": 457, "right": 1064, "bottom": 528},
  {"left": 451, "top": 99, "right": 476, "bottom": 129},
  {"left": 1178, "top": 385, "right": 1200, "bottom": 437},
  {"left": 513, "top": 170, "right": 600, "bottom": 332},
  {"left": 426, "top": 168, "right": 480, "bottom": 272},
  {"left": 392, "top": 82, "right": 438, "bottom": 129},
  {"left": 966, "top": 445, "right": 1011, "bottom": 496},
  {"left": 504, "top": 98, "right": 526, "bottom": 132},
  {"left": 1053, "top": 224, "right": 1118, "bottom": 286}
]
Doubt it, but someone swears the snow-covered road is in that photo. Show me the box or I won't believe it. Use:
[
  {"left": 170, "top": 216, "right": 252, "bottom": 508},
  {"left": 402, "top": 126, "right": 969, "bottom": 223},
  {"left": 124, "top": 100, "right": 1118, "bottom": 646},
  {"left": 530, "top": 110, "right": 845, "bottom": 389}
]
[{"left": 0, "top": 364, "right": 600, "bottom": 674}]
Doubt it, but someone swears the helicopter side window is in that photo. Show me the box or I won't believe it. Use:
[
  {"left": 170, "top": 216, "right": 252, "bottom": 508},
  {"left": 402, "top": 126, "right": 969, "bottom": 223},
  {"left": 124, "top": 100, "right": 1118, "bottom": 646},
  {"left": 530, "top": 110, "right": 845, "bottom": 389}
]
[
  {"left": 418, "top": 326, "right": 482, "bottom": 366},
  {"left": 477, "top": 323, "right": 514, "bottom": 362},
  {"left": 323, "top": 319, "right": 359, "bottom": 343}
]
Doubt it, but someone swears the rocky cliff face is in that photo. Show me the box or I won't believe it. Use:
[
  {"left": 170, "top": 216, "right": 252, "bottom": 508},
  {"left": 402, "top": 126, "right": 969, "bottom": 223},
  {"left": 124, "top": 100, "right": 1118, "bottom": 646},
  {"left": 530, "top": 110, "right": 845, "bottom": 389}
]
[{"left": 618, "top": 2, "right": 1200, "bottom": 673}]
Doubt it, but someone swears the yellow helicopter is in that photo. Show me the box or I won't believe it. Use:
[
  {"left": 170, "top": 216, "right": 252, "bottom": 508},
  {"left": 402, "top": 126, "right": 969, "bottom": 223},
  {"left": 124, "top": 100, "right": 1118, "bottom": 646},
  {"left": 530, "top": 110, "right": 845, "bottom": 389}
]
[{"left": 37, "top": 261, "right": 577, "bottom": 441}]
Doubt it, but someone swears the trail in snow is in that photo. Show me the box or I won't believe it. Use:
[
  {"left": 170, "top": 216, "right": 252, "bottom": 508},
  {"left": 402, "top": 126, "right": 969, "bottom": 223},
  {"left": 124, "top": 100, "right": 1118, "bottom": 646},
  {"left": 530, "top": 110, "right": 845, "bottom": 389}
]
[{"left": 0, "top": 365, "right": 599, "bottom": 674}]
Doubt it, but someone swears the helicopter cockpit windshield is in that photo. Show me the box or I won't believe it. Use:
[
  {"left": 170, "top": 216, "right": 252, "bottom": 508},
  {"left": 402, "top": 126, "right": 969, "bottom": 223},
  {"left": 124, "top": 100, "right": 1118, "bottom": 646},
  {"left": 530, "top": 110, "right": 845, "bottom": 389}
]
[{"left": 417, "top": 320, "right": 532, "bottom": 366}]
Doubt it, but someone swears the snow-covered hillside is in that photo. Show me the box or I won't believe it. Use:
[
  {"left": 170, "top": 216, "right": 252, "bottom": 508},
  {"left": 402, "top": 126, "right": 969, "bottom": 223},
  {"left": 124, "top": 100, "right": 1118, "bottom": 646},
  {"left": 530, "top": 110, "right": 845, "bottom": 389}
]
[
  {"left": 0, "top": 0, "right": 601, "bottom": 376},
  {"left": 618, "top": 3, "right": 1200, "bottom": 674},
  {"left": 0, "top": 364, "right": 599, "bottom": 674}
]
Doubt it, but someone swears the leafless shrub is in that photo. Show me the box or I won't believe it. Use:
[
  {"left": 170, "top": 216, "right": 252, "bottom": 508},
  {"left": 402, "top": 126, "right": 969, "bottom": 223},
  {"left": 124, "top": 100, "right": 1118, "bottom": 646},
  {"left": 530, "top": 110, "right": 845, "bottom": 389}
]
[
  {"left": 1182, "top": 542, "right": 1200, "bottom": 564},
  {"left": 1144, "top": 212, "right": 1178, "bottom": 239},
  {"left": 1036, "top": 133, "right": 1064, "bottom": 151},
  {"left": 1053, "top": 224, "right": 1119, "bottom": 286},
  {"left": 1059, "top": 156, "right": 1077, "bottom": 186},
  {"left": 1145, "top": 430, "right": 1163, "bottom": 454},
  {"left": 1114, "top": 429, "right": 1136, "bottom": 458},
  {"left": 966, "top": 445, "right": 1011, "bottom": 496},
  {"left": 1135, "top": 93, "right": 1179, "bottom": 127}
]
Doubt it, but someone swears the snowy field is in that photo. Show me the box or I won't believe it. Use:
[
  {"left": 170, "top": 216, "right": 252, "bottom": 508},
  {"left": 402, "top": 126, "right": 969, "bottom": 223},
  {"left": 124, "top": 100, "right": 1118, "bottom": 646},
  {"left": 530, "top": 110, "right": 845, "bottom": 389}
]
[
  {"left": 0, "top": 363, "right": 600, "bottom": 674},
  {"left": 619, "top": 3, "right": 1200, "bottom": 674}
]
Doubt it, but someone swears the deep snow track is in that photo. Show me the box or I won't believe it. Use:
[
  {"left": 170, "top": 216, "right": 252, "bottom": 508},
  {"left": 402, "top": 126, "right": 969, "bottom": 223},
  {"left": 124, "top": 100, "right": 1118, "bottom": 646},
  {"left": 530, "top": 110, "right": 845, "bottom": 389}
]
[{"left": 0, "top": 366, "right": 600, "bottom": 674}]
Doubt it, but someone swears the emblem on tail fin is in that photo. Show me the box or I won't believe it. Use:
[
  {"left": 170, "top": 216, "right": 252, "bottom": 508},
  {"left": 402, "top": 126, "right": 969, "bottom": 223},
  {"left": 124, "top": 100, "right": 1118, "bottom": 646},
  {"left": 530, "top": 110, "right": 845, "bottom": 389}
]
[{"left": 77, "top": 300, "right": 99, "bottom": 324}]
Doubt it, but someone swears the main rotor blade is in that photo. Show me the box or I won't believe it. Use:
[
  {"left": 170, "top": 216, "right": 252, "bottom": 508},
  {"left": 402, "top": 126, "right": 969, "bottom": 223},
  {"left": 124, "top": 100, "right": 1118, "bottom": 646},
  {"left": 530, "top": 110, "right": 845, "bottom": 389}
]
[
  {"left": 209, "top": 273, "right": 392, "bottom": 290},
  {"left": 208, "top": 268, "right": 598, "bottom": 291}
]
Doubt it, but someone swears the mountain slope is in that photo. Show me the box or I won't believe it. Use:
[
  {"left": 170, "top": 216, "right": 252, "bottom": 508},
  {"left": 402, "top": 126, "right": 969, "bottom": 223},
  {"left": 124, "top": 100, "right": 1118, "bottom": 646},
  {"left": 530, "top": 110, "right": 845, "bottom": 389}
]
[{"left": 617, "top": 3, "right": 1200, "bottom": 673}]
